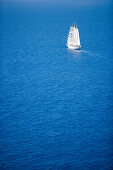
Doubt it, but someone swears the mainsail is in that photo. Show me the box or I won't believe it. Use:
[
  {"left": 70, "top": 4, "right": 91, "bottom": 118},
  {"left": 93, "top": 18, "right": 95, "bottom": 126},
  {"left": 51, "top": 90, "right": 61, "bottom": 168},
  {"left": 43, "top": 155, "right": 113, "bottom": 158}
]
[{"left": 67, "top": 24, "right": 81, "bottom": 49}]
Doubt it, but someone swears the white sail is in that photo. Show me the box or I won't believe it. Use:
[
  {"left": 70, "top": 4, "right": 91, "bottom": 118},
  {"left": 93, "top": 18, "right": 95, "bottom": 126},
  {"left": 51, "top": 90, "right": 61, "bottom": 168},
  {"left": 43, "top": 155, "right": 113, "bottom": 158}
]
[{"left": 67, "top": 24, "right": 81, "bottom": 50}]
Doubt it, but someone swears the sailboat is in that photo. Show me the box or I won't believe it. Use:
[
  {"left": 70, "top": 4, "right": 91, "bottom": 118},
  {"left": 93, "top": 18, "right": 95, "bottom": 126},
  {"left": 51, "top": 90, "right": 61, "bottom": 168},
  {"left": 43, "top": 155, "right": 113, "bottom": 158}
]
[{"left": 66, "top": 24, "right": 81, "bottom": 50}]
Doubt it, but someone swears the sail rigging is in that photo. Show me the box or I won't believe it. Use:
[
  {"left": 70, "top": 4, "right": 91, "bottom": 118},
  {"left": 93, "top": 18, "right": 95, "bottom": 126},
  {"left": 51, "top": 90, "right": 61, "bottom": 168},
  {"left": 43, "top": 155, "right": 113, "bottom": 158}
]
[{"left": 67, "top": 24, "right": 81, "bottom": 50}]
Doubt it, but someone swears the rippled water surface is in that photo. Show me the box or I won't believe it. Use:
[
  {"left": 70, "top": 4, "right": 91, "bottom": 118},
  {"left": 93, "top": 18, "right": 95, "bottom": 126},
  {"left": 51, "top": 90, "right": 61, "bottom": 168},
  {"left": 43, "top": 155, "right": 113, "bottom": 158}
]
[{"left": 0, "top": 1, "right": 113, "bottom": 169}]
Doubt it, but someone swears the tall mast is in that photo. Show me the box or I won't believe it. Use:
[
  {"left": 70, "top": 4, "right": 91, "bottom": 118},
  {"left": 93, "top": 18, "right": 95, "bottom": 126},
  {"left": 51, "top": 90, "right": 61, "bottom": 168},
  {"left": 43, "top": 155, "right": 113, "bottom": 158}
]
[{"left": 74, "top": 23, "right": 75, "bottom": 27}]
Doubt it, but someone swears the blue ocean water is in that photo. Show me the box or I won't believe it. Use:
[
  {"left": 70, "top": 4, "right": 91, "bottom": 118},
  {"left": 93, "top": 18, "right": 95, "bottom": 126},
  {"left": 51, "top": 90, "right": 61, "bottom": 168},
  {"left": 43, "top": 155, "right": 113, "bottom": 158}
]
[{"left": 0, "top": 1, "right": 113, "bottom": 169}]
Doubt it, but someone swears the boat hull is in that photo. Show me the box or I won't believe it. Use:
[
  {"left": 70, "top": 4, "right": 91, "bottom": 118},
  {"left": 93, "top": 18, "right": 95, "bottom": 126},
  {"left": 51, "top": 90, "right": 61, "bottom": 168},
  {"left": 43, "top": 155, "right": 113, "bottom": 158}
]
[{"left": 67, "top": 44, "right": 81, "bottom": 50}]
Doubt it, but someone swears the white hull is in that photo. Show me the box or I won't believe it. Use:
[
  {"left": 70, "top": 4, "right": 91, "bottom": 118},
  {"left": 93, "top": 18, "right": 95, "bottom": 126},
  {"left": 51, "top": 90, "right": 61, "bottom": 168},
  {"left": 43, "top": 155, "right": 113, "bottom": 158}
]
[{"left": 67, "top": 44, "right": 81, "bottom": 50}]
